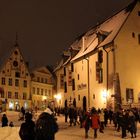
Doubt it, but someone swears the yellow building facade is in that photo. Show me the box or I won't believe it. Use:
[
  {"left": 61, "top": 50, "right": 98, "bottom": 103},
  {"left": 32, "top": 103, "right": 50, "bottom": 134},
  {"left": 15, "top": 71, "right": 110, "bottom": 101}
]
[
  {"left": 31, "top": 66, "right": 54, "bottom": 110},
  {"left": 0, "top": 41, "right": 55, "bottom": 111},
  {"left": 55, "top": 1, "right": 140, "bottom": 110},
  {"left": 0, "top": 44, "right": 31, "bottom": 111}
]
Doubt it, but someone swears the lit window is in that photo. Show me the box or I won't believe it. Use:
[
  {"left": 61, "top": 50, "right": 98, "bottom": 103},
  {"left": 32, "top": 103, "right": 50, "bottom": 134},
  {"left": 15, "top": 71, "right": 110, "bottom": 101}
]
[
  {"left": 15, "top": 92, "right": 18, "bottom": 99},
  {"left": 8, "top": 78, "right": 12, "bottom": 86},
  {"left": 15, "top": 79, "right": 19, "bottom": 86},
  {"left": 1, "top": 92, "right": 4, "bottom": 98},
  {"left": 8, "top": 91, "right": 12, "bottom": 98},
  {"left": 1, "top": 77, "right": 5, "bottom": 85}
]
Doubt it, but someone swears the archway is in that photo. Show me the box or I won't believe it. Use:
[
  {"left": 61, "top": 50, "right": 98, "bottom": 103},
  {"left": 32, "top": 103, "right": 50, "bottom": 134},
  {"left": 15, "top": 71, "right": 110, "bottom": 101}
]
[{"left": 83, "top": 96, "right": 87, "bottom": 111}]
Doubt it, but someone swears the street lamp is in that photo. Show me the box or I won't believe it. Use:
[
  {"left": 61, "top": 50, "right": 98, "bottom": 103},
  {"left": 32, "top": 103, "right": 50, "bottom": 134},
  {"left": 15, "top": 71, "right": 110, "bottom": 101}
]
[
  {"left": 102, "top": 89, "right": 108, "bottom": 105},
  {"left": 54, "top": 94, "right": 62, "bottom": 106}
]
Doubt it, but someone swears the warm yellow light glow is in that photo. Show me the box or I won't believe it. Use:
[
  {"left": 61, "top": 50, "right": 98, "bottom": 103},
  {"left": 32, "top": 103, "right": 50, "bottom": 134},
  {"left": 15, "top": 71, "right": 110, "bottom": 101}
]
[
  {"left": 102, "top": 89, "right": 107, "bottom": 98},
  {"left": 54, "top": 93, "right": 62, "bottom": 100},
  {"left": 42, "top": 96, "right": 47, "bottom": 101}
]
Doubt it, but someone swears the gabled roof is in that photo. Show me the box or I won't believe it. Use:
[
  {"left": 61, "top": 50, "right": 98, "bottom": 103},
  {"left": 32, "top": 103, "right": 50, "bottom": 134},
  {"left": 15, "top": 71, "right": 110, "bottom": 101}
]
[
  {"left": 53, "top": 59, "right": 64, "bottom": 72},
  {"left": 71, "top": 0, "right": 136, "bottom": 62},
  {"left": 0, "top": 41, "right": 29, "bottom": 72},
  {"left": 62, "top": 56, "right": 71, "bottom": 66},
  {"left": 31, "top": 66, "right": 52, "bottom": 75}
]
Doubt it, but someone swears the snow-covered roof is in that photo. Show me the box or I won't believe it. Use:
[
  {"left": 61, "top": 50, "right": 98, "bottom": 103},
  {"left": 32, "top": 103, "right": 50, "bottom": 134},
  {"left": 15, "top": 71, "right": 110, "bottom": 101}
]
[
  {"left": 71, "top": 33, "right": 98, "bottom": 61},
  {"left": 97, "top": 9, "right": 130, "bottom": 48},
  {"left": 71, "top": 5, "right": 131, "bottom": 62},
  {"left": 70, "top": 39, "right": 81, "bottom": 51},
  {"left": 62, "top": 56, "right": 71, "bottom": 66},
  {"left": 53, "top": 59, "right": 64, "bottom": 72}
]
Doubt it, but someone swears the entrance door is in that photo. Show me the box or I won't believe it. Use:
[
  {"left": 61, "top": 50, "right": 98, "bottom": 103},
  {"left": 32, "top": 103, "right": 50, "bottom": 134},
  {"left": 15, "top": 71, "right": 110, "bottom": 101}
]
[{"left": 83, "top": 96, "right": 87, "bottom": 111}]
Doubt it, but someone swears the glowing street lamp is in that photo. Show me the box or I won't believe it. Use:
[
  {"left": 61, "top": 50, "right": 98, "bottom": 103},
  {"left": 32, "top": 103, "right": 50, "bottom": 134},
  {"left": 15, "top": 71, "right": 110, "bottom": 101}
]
[
  {"left": 102, "top": 89, "right": 108, "bottom": 105},
  {"left": 54, "top": 94, "right": 62, "bottom": 106}
]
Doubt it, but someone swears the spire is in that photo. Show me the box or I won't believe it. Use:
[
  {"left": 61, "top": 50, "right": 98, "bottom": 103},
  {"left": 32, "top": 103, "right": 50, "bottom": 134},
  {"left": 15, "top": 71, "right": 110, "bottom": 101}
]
[{"left": 15, "top": 32, "right": 19, "bottom": 47}]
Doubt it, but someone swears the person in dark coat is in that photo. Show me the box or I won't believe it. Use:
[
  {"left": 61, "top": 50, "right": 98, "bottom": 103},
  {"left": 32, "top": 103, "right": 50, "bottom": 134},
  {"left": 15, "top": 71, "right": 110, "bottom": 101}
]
[
  {"left": 83, "top": 111, "right": 91, "bottom": 138},
  {"left": 35, "top": 112, "right": 58, "bottom": 140},
  {"left": 119, "top": 111, "right": 129, "bottom": 138},
  {"left": 128, "top": 111, "right": 137, "bottom": 138},
  {"left": 1, "top": 114, "right": 8, "bottom": 127},
  {"left": 19, "top": 112, "right": 35, "bottom": 140},
  {"left": 64, "top": 107, "right": 69, "bottom": 122},
  {"left": 68, "top": 106, "right": 74, "bottom": 126}
]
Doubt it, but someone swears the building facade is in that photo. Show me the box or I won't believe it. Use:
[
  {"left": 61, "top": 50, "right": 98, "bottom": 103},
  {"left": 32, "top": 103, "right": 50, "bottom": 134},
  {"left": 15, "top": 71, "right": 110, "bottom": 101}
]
[
  {"left": 0, "top": 41, "right": 55, "bottom": 111},
  {"left": 31, "top": 66, "right": 54, "bottom": 110},
  {"left": 0, "top": 43, "right": 31, "bottom": 111},
  {"left": 54, "top": 0, "right": 140, "bottom": 110}
]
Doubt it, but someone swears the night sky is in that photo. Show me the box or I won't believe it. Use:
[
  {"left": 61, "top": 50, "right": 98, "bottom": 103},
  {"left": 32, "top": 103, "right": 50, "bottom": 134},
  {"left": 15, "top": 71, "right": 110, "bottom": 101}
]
[{"left": 0, "top": 0, "right": 132, "bottom": 69}]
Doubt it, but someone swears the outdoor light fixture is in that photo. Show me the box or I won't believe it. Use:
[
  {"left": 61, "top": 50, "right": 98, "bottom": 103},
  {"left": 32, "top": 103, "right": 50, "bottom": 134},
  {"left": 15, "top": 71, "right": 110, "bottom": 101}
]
[
  {"left": 54, "top": 94, "right": 62, "bottom": 102},
  {"left": 42, "top": 96, "right": 47, "bottom": 101},
  {"left": 102, "top": 89, "right": 108, "bottom": 106}
]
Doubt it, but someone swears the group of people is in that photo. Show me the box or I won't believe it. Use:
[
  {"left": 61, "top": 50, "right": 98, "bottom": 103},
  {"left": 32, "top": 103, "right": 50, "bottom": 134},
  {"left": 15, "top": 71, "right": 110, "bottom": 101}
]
[
  {"left": 19, "top": 107, "right": 58, "bottom": 140},
  {"left": 79, "top": 107, "right": 139, "bottom": 139},
  {"left": 1, "top": 105, "right": 140, "bottom": 139},
  {"left": 62, "top": 106, "right": 140, "bottom": 139}
]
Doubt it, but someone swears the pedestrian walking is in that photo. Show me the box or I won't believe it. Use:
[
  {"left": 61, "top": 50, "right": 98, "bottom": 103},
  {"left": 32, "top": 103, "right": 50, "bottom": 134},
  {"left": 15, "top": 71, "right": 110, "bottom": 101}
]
[
  {"left": 21, "top": 107, "right": 25, "bottom": 119},
  {"left": 98, "top": 109, "right": 104, "bottom": 133},
  {"left": 128, "top": 110, "right": 137, "bottom": 138},
  {"left": 91, "top": 108, "right": 100, "bottom": 139},
  {"left": 35, "top": 112, "right": 58, "bottom": 140},
  {"left": 82, "top": 110, "right": 91, "bottom": 138},
  {"left": 119, "top": 110, "right": 129, "bottom": 138},
  {"left": 19, "top": 112, "right": 35, "bottom": 140},
  {"left": 64, "top": 106, "right": 69, "bottom": 123},
  {"left": 68, "top": 105, "right": 74, "bottom": 126}
]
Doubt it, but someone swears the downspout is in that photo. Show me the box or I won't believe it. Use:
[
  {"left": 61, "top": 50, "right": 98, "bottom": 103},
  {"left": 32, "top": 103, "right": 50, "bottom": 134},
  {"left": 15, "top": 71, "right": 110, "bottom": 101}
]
[
  {"left": 103, "top": 47, "right": 109, "bottom": 91},
  {"left": 84, "top": 57, "right": 90, "bottom": 108}
]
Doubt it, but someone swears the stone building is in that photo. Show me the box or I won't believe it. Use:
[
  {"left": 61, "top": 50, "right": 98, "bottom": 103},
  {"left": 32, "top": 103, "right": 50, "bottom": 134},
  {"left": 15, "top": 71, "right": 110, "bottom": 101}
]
[
  {"left": 54, "top": 0, "right": 140, "bottom": 110},
  {"left": 0, "top": 40, "right": 31, "bottom": 111}
]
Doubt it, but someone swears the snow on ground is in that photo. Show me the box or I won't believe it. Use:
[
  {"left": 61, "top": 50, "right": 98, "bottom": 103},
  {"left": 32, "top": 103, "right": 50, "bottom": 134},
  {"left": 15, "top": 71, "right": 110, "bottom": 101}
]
[{"left": 0, "top": 111, "right": 140, "bottom": 140}]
